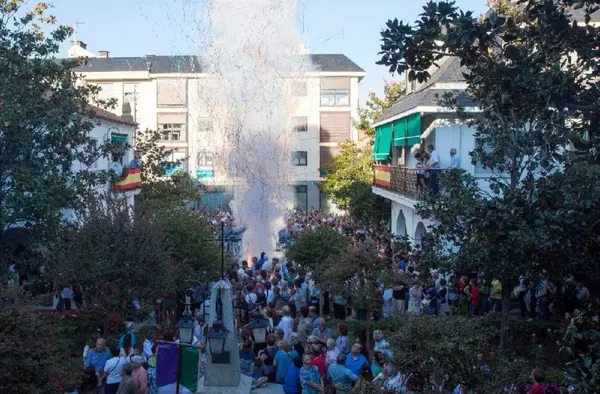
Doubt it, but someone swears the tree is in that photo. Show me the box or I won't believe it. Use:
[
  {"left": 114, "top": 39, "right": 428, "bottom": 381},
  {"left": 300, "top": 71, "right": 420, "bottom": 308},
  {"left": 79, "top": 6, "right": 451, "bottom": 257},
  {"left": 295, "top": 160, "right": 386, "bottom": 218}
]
[
  {"left": 0, "top": 1, "right": 109, "bottom": 240},
  {"left": 353, "top": 81, "right": 404, "bottom": 138},
  {"left": 320, "top": 141, "right": 389, "bottom": 222},
  {"left": 377, "top": 0, "right": 600, "bottom": 346},
  {"left": 285, "top": 227, "right": 348, "bottom": 281},
  {"left": 134, "top": 128, "right": 201, "bottom": 216}
]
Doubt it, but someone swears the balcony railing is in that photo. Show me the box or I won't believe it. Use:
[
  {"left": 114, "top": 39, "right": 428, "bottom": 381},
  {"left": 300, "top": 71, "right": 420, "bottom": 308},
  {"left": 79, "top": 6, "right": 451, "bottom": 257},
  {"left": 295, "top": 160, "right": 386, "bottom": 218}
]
[{"left": 374, "top": 166, "right": 458, "bottom": 200}]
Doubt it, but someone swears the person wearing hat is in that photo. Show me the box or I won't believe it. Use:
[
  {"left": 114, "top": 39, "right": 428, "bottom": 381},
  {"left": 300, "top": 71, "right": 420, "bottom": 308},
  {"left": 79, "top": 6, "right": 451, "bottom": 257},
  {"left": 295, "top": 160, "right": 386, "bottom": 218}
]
[
  {"left": 131, "top": 356, "right": 148, "bottom": 394},
  {"left": 116, "top": 363, "right": 136, "bottom": 394}
]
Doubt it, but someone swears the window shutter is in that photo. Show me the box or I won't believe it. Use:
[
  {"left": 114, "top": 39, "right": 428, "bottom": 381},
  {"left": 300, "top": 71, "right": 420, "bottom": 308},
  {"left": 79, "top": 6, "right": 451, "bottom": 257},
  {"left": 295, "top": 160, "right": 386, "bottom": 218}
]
[
  {"left": 157, "top": 79, "right": 187, "bottom": 107},
  {"left": 320, "top": 112, "right": 350, "bottom": 142},
  {"left": 320, "top": 77, "right": 350, "bottom": 90}
]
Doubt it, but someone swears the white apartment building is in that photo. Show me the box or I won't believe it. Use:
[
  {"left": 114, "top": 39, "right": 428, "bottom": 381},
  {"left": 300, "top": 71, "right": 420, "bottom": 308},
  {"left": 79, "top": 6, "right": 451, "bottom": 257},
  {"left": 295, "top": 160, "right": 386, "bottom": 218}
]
[{"left": 70, "top": 42, "right": 365, "bottom": 211}]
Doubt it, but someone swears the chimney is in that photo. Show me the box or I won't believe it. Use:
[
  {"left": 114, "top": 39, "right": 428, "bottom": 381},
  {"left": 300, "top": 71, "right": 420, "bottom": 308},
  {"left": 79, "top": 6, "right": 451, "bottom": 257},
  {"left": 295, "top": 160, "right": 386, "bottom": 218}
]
[
  {"left": 72, "top": 40, "right": 87, "bottom": 49},
  {"left": 98, "top": 51, "right": 109, "bottom": 58}
]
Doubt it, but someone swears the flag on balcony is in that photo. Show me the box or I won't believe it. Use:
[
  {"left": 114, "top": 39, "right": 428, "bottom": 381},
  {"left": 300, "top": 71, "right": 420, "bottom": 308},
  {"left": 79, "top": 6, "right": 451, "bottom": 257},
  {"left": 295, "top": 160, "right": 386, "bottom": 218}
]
[
  {"left": 156, "top": 343, "right": 199, "bottom": 394},
  {"left": 374, "top": 166, "right": 391, "bottom": 188},
  {"left": 113, "top": 167, "right": 142, "bottom": 191}
]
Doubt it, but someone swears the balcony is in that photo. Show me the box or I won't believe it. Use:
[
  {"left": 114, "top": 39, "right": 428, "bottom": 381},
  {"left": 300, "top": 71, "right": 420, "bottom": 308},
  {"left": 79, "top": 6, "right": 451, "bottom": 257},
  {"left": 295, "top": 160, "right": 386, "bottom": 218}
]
[{"left": 374, "top": 166, "right": 425, "bottom": 200}]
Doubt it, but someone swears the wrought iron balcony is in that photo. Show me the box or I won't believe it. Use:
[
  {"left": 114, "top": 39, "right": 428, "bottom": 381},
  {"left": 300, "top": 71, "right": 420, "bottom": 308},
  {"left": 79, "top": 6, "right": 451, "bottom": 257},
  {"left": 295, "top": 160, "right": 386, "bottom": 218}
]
[{"left": 374, "top": 166, "right": 457, "bottom": 200}]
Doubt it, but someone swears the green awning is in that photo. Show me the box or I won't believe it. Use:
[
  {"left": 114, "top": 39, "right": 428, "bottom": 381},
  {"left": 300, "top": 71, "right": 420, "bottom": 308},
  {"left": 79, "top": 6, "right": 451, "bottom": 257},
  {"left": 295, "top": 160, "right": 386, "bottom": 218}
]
[
  {"left": 111, "top": 133, "right": 128, "bottom": 143},
  {"left": 391, "top": 113, "right": 421, "bottom": 146},
  {"left": 372, "top": 123, "right": 392, "bottom": 160}
]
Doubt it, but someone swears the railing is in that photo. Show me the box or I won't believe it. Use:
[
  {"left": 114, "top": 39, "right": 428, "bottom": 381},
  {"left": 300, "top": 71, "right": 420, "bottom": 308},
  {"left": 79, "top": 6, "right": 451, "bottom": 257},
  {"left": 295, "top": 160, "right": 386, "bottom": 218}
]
[{"left": 374, "top": 166, "right": 454, "bottom": 200}]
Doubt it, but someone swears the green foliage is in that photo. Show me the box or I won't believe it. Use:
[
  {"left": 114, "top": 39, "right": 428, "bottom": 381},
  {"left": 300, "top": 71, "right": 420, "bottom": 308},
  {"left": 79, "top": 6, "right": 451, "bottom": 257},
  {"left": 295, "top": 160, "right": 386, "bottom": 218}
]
[
  {"left": 320, "top": 141, "right": 388, "bottom": 222},
  {"left": 134, "top": 128, "right": 201, "bottom": 215},
  {"left": 0, "top": 1, "right": 111, "bottom": 240},
  {"left": 353, "top": 81, "right": 404, "bottom": 138},
  {"left": 0, "top": 286, "right": 85, "bottom": 394},
  {"left": 560, "top": 301, "right": 600, "bottom": 392},
  {"left": 321, "top": 245, "right": 392, "bottom": 315},
  {"left": 285, "top": 227, "right": 348, "bottom": 280},
  {"left": 377, "top": 0, "right": 600, "bottom": 347}
]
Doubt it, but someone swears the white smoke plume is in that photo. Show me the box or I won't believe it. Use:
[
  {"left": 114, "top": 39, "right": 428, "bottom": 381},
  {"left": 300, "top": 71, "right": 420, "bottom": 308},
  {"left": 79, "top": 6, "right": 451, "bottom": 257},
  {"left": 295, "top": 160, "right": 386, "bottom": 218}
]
[{"left": 197, "top": 0, "right": 314, "bottom": 257}]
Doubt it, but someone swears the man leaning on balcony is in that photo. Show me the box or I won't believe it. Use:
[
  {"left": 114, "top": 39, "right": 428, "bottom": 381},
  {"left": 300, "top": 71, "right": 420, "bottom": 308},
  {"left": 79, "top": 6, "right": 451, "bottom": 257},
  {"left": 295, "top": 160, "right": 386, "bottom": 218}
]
[
  {"left": 449, "top": 148, "right": 460, "bottom": 169},
  {"left": 425, "top": 144, "right": 440, "bottom": 194}
]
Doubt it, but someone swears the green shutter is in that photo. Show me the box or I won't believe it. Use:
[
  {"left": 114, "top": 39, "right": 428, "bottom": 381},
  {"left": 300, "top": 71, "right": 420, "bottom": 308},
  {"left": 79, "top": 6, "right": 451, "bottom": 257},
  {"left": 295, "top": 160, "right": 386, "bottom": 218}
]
[
  {"left": 393, "top": 118, "right": 407, "bottom": 146},
  {"left": 407, "top": 113, "right": 421, "bottom": 139},
  {"left": 371, "top": 126, "right": 381, "bottom": 159},
  {"left": 111, "top": 133, "right": 128, "bottom": 143},
  {"left": 373, "top": 123, "right": 392, "bottom": 160}
]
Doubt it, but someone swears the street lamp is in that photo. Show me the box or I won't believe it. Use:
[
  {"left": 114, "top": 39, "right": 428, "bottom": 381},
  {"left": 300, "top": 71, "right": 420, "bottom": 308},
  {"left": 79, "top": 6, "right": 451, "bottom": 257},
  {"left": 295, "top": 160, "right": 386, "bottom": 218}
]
[
  {"left": 177, "top": 290, "right": 194, "bottom": 344},
  {"left": 206, "top": 320, "right": 230, "bottom": 364},
  {"left": 249, "top": 315, "right": 269, "bottom": 344},
  {"left": 206, "top": 288, "right": 230, "bottom": 364}
]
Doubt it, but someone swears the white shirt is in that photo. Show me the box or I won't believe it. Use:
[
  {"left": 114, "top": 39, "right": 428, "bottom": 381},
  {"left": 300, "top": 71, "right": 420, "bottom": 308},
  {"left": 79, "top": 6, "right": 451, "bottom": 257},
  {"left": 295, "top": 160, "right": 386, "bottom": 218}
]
[
  {"left": 428, "top": 150, "right": 440, "bottom": 168},
  {"left": 143, "top": 339, "right": 153, "bottom": 359},
  {"left": 276, "top": 316, "right": 294, "bottom": 340},
  {"left": 450, "top": 154, "right": 460, "bottom": 169},
  {"left": 104, "top": 356, "right": 126, "bottom": 384}
]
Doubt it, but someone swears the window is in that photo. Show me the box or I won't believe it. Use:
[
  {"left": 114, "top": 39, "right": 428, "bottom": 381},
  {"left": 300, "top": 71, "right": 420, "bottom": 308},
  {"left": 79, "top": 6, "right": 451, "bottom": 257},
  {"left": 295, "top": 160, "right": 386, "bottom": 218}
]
[
  {"left": 157, "top": 79, "right": 187, "bottom": 107},
  {"left": 198, "top": 118, "right": 212, "bottom": 133},
  {"left": 123, "top": 84, "right": 139, "bottom": 121},
  {"left": 291, "top": 116, "right": 308, "bottom": 132},
  {"left": 110, "top": 133, "right": 128, "bottom": 164},
  {"left": 292, "top": 151, "right": 308, "bottom": 166},
  {"left": 294, "top": 185, "right": 308, "bottom": 211},
  {"left": 160, "top": 123, "right": 184, "bottom": 142},
  {"left": 291, "top": 81, "right": 307, "bottom": 96},
  {"left": 320, "top": 89, "right": 349, "bottom": 106},
  {"left": 197, "top": 150, "right": 215, "bottom": 167}
]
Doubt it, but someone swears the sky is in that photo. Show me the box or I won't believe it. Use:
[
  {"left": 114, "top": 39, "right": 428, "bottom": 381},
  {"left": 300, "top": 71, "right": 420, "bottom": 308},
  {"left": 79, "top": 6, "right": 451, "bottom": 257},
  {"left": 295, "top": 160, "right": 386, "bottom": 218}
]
[{"left": 45, "top": 0, "right": 489, "bottom": 105}]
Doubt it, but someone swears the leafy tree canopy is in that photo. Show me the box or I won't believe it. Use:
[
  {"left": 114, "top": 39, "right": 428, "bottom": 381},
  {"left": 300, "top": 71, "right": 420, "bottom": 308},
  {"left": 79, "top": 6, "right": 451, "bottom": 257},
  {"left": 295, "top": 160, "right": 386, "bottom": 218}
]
[
  {"left": 285, "top": 226, "right": 348, "bottom": 281},
  {"left": 0, "top": 1, "right": 110, "bottom": 240},
  {"left": 353, "top": 81, "right": 404, "bottom": 138},
  {"left": 320, "top": 141, "right": 388, "bottom": 222},
  {"left": 377, "top": 0, "right": 600, "bottom": 283}
]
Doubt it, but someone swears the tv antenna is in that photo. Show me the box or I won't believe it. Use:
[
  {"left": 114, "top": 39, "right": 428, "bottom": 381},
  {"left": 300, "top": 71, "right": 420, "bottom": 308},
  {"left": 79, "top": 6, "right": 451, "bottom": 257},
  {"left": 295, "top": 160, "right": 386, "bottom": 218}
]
[{"left": 74, "top": 20, "right": 85, "bottom": 42}]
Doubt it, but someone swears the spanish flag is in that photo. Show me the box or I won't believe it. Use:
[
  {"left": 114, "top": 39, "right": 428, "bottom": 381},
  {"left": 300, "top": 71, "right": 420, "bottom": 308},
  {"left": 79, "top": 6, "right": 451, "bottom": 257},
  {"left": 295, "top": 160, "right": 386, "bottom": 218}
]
[
  {"left": 113, "top": 167, "right": 142, "bottom": 191},
  {"left": 374, "top": 166, "right": 391, "bottom": 188}
]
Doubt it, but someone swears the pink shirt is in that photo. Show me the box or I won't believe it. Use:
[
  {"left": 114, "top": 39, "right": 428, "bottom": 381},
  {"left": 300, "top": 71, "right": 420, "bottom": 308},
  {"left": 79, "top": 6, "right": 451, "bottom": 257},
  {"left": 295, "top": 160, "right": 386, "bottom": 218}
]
[{"left": 133, "top": 367, "right": 148, "bottom": 394}]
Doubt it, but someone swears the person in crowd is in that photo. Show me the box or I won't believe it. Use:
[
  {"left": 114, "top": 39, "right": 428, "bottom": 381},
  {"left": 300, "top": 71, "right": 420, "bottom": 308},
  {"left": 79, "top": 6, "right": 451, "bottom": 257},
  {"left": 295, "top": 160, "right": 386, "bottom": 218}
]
[
  {"left": 300, "top": 354, "right": 324, "bottom": 394},
  {"left": 273, "top": 340, "right": 298, "bottom": 383},
  {"left": 83, "top": 333, "right": 99, "bottom": 367},
  {"left": 276, "top": 305, "right": 294, "bottom": 340},
  {"left": 283, "top": 356, "right": 303, "bottom": 394},
  {"left": 146, "top": 345, "right": 158, "bottom": 394},
  {"left": 325, "top": 338, "right": 340, "bottom": 367},
  {"left": 336, "top": 323, "right": 351, "bottom": 356},
  {"left": 464, "top": 278, "right": 480, "bottom": 317},
  {"left": 81, "top": 367, "right": 98, "bottom": 394},
  {"left": 103, "top": 346, "right": 126, "bottom": 394},
  {"left": 529, "top": 367, "right": 546, "bottom": 394},
  {"left": 289, "top": 332, "right": 304, "bottom": 357},
  {"left": 297, "top": 306, "right": 313, "bottom": 346},
  {"left": 327, "top": 353, "right": 358, "bottom": 394},
  {"left": 131, "top": 356, "right": 147, "bottom": 394},
  {"left": 59, "top": 284, "right": 73, "bottom": 310},
  {"left": 196, "top": 340, "right": 208, "bottom": 380},
  {"left": 308, "top": 306, "right": 322, "bottom": 329},
  {"left": 116, "top": 363, "right": 136, "bottom": 394},
  {"left": 437, "top": 278, "right": 449, "bottom": 315},
  {"left": 425, "top": 144, "right": 440, "bottom": 193},
  {"left": 345, "top": 344, "right": 369, "bottom": 376},
  {"left": 258, "top": 335, "right": 277, "bottom": 381},
  {"left": 311, "top": 320, "right": 333, "bottom": 345},
  {"left": 489, "top": 278, "right": 503, "bottom": 312},
  {"left": 372, "top": 330, "right": 393, "bottom": 360},
  {"left": 85, "top": 338, "right": 111, "bottom": 382},
  {"left": 310, "top": 344, "right": 326, "bottom": 377},
  {"left": 408, "top": 280, "right": 423, "bottom": 315}
]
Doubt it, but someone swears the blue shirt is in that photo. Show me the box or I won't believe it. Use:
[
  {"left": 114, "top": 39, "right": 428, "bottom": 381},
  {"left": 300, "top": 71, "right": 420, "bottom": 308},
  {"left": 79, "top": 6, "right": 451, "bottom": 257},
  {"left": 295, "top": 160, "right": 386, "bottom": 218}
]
[
  {"left": 300, "top": 365, "right": 321, "bottom": 394},
  {"left": 85, "top": 349, "right": 111, "bottom": 373},
  {"left": 327, "top": 364, "right": 358, "bottom": 387},
  {"left": 274, "top": 350, "right": 297, "bottom": 383},
  {"left": 345, "top": 353, "right": 368, "bottom": 376},
  {"left": 282, "top": 365, "right": 301, "bottom": 393},
  {"left": 450, "top": 154, "right": 460, "bottom": 169}
]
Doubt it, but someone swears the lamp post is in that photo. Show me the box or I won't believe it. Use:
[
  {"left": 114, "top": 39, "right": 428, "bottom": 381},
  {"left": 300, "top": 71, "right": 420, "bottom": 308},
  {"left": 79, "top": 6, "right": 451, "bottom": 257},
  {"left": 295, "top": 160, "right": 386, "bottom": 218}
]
[
  {"left": 174, "top": 290, "right": 194, "bottom": 394},
  {"left": 205, "top": 289, "right": 230, "bottom": 364},
  {"left": 248, "top": 314, "right": 269, "bottom": 344}
]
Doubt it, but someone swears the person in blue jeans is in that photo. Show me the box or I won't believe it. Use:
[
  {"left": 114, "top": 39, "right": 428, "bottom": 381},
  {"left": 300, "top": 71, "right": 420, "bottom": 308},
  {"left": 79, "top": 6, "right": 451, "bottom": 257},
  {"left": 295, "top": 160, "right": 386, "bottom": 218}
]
[{"left": 283, "top": 356, "right": 302, "bottom": 394}]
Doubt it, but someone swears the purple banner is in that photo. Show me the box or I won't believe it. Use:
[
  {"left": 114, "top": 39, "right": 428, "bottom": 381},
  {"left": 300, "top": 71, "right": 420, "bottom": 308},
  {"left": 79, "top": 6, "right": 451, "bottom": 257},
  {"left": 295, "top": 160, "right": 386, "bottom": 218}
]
[{"left": 156, "top": 343, "right": 179, "bottom": 388}]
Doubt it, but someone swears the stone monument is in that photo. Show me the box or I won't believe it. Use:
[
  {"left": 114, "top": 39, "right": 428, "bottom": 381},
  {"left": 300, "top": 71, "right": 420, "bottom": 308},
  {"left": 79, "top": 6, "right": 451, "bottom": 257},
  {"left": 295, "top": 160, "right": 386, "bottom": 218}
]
[{"left": 197, "top": 280, "right": 252, "bottom": 393}]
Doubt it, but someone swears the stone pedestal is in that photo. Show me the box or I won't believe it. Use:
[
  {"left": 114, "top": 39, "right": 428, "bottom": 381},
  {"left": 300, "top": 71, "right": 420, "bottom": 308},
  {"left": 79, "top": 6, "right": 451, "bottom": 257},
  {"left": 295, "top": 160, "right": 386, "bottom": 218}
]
[{"left": 196, "top": 280, "right": 250, "bottom": 394}]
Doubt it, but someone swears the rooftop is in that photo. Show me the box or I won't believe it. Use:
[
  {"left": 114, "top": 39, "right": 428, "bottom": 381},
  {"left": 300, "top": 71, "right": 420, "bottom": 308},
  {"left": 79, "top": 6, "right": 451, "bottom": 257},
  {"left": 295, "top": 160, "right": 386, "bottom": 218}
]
[
  {"left": 376, "top": 56, "right": 471, "bottom": 123},
  {"left": 73, "top": 54, "right": 365, "bottom": 74},
  {"left": 87, "top": 106, "right": 137, "bottom": 126}
]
